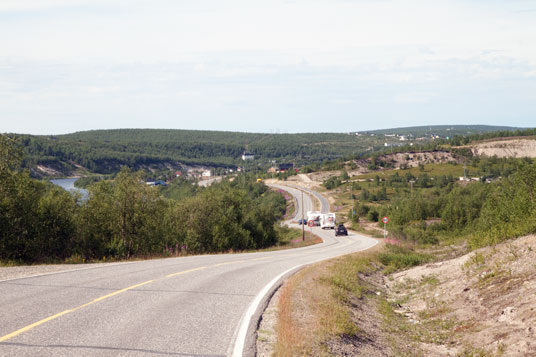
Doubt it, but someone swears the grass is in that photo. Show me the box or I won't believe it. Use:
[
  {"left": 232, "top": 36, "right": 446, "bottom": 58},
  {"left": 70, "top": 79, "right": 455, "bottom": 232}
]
[
  {"left": 273, "top": 226, "right": 323, "bottom": 249},
  {"left": 378, "top": 244, "right": 433, "bottom": 274},
  {"left": 353, "top": 163, "right": 465, "bottom": 180},
  {"left": 274, "top": 267, "right": 314, "bottom": 356},
  {"left": 274, "top": 240, "right": 437, "bottom": 356},
  {"left": 376, "top": 298, "right": 423, "bottom": 356},
  {"left": 274, "top": 253, "right": 377, "bottom": 356},
  {"left": 456, "top": 345, "right": 507, "bottom": 357},
  {"left": 272, "top": 234, "right": 459, "bottom": 355},
  {"left": 0, "top": 260, "right": 22, "bottom": 267}
]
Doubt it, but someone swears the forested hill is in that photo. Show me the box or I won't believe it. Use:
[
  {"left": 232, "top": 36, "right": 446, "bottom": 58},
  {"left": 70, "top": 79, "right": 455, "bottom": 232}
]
[
  {"left": 16, "top": 129, "right": 378, "bottom": 176},
  {"left": 8, "top": 125, "right": 525, "bottom": 177},
  {"left": 367, "top": 125, "right": 520, "bottom": 137}
]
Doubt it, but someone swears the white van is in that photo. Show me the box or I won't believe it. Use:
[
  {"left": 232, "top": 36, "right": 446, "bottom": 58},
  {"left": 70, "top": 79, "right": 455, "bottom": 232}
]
[{"left": 320, "top": 213, "right": 336, "bottom": 229}]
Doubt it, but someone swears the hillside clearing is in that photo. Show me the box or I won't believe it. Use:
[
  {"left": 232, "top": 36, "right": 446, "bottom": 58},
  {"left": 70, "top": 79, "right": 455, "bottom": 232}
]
[{"left": 468, "top": 138, "right": 536, "bottom": 158}]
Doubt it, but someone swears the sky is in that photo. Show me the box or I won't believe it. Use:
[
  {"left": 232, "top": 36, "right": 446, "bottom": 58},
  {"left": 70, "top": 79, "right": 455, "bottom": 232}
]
[{"left": 1, "top": 0, "right": 535, "bottom": 135}]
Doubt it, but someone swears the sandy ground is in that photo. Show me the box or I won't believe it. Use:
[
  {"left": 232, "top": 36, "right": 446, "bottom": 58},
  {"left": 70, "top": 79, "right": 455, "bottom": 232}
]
[
  {"left": 470, "top": 138, "right": 536, "bottom": 158},
  {"left": 257, "top": 288, "right": 281, "bottom": 356},
  {"left": 378, "top": 151, "right": 458, "bottom": 169},
  {"left": 387, "top": 234, "right": 536, "bottom": 356}
]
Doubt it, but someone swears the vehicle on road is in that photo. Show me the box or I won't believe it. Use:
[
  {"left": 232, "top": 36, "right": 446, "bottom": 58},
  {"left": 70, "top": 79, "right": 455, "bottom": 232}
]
[
  {"left": 335, "top": 224, "right": 348, "bottom": 236},
  {"left": 306, "top": 210, "right": 322, "bottom": 227},
  {"left": 298, "top": 218, "right": 307, "bottom": 225},
  {"left": 320, "top": 213, "right": 336, "bottom": 229}
]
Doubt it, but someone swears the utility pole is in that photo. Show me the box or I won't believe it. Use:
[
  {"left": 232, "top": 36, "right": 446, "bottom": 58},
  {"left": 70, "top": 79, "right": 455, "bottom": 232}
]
[{"left": 301, "top": 190, "right": 305, "bottom": 241}]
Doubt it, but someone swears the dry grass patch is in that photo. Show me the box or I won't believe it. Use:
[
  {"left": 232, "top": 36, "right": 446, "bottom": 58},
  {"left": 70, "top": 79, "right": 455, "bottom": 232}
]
[{"left": 273, "top": 243, "right": 412, "bottom": 356}]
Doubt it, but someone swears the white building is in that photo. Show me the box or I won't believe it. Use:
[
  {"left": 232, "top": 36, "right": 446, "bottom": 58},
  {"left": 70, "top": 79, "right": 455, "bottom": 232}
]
[{"left": 242, "top": 152, "right": 254, "bottom": 161}]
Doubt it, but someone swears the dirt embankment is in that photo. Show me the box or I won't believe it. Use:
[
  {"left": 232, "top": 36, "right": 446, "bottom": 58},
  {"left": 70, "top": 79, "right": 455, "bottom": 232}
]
[
  {"left": 376, "top": 151, "right": 458, "bottom": 169},
  {"left": 388, "top": 234, "right": 536, "bottom": 356},
  {"left": 469, "top": 138, "right": 536, "bottom": 158},
  {"left": 257, "top": 231, "right": 536, "bottom": 356},
  {"left": 298, "top": 150, "right": 459, "bottom": 183}
]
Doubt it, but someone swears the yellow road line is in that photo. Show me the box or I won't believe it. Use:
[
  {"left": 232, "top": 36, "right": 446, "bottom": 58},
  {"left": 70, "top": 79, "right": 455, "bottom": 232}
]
[
  {"left": 166, "top": 266, "right": 206, "bottom": 278},
  {"left": 0, "top": 254, "right": 282, "bottom": 343},
  {"left": 212, "top": 260, "right": 247, "bottom": 267},
  {"left": 0, "top": 280, "right": 154, "bottom": 343}
]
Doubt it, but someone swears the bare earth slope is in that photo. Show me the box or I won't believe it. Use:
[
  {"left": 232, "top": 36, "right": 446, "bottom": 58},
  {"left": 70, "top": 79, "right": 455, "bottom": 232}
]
[
  {"left": 470, "top": 138, "right": 536, "bottom": 158},
  {"left": 388, "top": 234, "right": 536, "bottom": 356}
]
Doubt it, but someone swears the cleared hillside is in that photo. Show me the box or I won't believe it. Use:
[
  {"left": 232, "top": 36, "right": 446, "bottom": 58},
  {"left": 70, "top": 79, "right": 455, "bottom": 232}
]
[{"left": 470, "top": 137, "right": 536, "bottom": 158}]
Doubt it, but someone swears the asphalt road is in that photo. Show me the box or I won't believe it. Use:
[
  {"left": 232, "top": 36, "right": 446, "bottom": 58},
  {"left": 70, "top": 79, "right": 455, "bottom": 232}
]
[{"left": 0, "top": 184, "right": 378, "bottom": 357}]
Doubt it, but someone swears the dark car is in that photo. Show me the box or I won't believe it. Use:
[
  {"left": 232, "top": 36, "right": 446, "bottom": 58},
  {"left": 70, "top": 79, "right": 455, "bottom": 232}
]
[
  {"left": 335, "top": 224, "right": 348, "bottom": 236},
  {"left": 298, "top": 218, "right": 307, "bottom": 225}
]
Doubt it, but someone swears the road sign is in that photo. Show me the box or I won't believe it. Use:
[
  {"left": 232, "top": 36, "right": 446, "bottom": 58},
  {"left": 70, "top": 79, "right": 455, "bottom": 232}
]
[
  {"left": 308, "top": 220, "right": 315, "bottom": 227},
  {"left": 382, "top": 216, "right": 389, "bottom": 224}
]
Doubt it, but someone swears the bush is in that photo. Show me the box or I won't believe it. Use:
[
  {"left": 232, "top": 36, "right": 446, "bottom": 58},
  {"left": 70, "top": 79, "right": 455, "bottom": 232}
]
[
  {"left": 403, "top": 222, "right": 439, "bottom": 244},
  {"left": 379, "top": 244, "right": 432, "bottom": 273},
  {"left": 323, "top": 176, "right": 342, "bottom": 190},
  {"left": 367, "top": 209, "right": 379, "bottom": 222}
]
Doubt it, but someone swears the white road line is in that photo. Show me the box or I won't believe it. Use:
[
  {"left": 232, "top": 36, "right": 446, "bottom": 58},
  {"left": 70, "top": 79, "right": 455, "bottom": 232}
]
[{"left": 230, "top": 235, "right": 379, "bottom": 356}]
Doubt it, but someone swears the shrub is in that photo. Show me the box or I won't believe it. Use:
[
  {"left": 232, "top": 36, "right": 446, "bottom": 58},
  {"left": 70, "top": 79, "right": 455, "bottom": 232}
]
[{"left": 379, "top": 245, "right": 432, "bottom": 273}]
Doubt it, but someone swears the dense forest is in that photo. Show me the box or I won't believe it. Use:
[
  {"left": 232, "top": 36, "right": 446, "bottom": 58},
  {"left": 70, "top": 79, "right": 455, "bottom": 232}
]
[
  {"left": 13, "top": 129, "right": 378, "bottom": 176},
  {"left": 0, "top": 135, "right": 288, "bottom": 263},
  {"left": 4, "top": 125, "right": 526, "bottom": 177}
]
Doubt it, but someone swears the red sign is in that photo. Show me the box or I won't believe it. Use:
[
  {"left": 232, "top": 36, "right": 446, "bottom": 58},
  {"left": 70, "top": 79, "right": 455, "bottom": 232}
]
[
  {"left": 382, "top": 216, "right": 389, "bottom": 224},
  {"left": 308, "top": 220, "right": 314, "bottom": 227}
]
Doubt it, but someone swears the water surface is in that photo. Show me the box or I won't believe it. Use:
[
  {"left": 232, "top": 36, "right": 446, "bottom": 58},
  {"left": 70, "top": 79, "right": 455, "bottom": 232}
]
[{"left": 50, "top": 178, "right": 89, "bottom": 199}]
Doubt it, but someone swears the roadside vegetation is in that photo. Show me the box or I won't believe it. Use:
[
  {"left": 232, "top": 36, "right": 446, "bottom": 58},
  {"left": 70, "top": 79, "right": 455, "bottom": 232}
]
[
  {"left": 0, "top": 135, "right": 293, "bottom": 264},
  {"left": 271, "top": 138, "right": 536, "bottom": 355},
  {"left": 321, "top": 155, "right": 536, "bottom": 249}
]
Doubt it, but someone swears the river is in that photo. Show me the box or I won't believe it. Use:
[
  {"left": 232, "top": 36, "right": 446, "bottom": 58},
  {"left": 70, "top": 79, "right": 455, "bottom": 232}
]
[{"left": 50, "top": 178, "right": 89, "bottom": 199}]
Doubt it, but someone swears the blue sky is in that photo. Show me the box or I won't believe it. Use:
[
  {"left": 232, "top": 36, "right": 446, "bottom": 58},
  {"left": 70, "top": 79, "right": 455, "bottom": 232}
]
[{"left": 1, "top": 0, "right": 535, "bottom": 134}]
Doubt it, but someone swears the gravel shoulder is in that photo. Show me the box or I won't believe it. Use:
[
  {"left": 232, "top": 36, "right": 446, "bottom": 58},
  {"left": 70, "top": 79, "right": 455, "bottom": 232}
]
[{"left": 0, "top": 262, "right": 114, "bottom": 282}]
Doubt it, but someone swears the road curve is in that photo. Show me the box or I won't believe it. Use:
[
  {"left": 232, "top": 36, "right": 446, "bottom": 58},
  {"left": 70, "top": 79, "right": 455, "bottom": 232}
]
[{"left": 0, "top": 184, "right": 378, "bottom": 357}]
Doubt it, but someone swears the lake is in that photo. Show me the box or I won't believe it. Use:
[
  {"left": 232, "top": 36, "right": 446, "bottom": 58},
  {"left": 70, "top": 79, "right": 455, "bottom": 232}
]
[{"left": 50, "top": 178, "right": 89, "bottom": 199}]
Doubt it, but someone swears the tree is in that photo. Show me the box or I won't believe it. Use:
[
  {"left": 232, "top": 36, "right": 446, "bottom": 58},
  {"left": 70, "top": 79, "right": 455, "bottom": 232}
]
[{"left": 0, "top": 135, "right": 22, "bottom": 174}]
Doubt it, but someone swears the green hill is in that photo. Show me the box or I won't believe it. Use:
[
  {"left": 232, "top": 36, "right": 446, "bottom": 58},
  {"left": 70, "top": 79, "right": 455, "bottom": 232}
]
[
  {"left": 5, "top": 125, "right": 529, "bottom": 177},
  {"left": 367, "top": 125, "right": 521, "bottom": 138}
]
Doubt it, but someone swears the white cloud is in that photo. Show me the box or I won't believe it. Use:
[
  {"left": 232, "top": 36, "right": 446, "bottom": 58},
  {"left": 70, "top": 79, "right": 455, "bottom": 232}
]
[
  {"left": 0, "top": 0, "right": 120, "bottom": 12},
  {"left": 1, "top": 0, "right": 536, "bottom": 134},
  {"left": 394, "top": 92, "right": 435, "bottom": 104}
]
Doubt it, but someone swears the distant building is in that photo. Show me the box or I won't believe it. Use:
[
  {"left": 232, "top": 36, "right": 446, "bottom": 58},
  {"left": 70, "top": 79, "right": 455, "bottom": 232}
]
[
  {"left": 175, "top": 171, "right": 183, "bottom": 177},
  {"left": 242, "top": 152, "right": 254, "bottom": 161},
  {"left": 279, "top": 163, "right": 294, "bottom": 172},
  {"left": 202, "top": 170, "right": 212, "bottom": 177},
  {"left": 187, "top": 169, "right": 202, "bottom": 179},
  {"left": 146, "top": 180, "right": 167, "bottom": 187}
]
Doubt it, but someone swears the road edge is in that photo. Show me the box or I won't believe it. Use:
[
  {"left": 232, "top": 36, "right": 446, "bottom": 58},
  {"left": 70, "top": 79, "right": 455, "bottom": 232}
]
[{"left": 230, "top": 234, "right": 379, "bottom": 357}]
